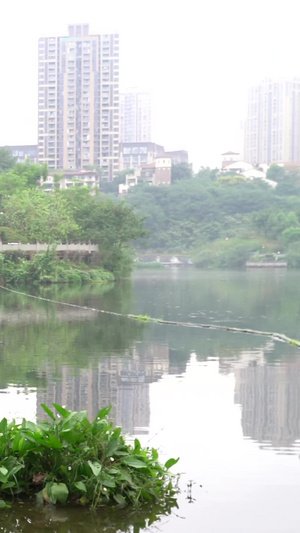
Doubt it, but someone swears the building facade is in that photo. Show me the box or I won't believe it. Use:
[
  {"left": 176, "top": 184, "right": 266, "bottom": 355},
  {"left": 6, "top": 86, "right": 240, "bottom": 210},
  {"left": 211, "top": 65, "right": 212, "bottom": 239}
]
[
  {"left": 120, "top": 88, "right": 152, "bottom": 143},
  {"left": 38, "top": 24, "right": 119, "bottom": 180},
  {"left": 6, "top": 145, "right": 37, "bottom": 164},
  {"left": 119, "top": 141, "right": 164, "bottom": 171},
  {"left": 164, "top": 150, "right": 188, "bottom": 165},
  {"left": 119, "top": 155, "right": 172, "bottom": 194},
  {"left": 244, "top": 78, "right": 300, "bottom": 165},
  {"left": 221, "top": 151, "right": 240, "bottom": 170},
  {"left": 42, "top": 169, "right": 100, "bottom": 192}
]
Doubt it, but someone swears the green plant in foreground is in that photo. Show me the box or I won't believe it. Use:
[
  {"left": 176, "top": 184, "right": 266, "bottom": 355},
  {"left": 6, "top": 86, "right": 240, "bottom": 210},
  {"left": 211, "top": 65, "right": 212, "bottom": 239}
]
[{"left": 0, "top": 404, "right": 179, "bottom": 509}]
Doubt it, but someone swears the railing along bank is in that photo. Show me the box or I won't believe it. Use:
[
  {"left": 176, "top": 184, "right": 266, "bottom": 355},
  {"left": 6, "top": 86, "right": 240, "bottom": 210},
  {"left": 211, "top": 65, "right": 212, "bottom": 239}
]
[{"left": 0, "top": 243, "right": 99, "bottom": 252}]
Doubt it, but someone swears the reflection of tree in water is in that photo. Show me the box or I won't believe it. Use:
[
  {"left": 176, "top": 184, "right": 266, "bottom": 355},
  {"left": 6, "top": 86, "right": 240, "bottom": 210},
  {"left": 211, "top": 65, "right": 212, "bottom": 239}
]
[
  {"left": 132, "top": 270, "right": 300, "bottom": 340},
  {"left": 0, "top": 498, "right": 177, "bottom": 532},
  {"left": 0, "top": 281, "right": 145, "bottom": 390}
]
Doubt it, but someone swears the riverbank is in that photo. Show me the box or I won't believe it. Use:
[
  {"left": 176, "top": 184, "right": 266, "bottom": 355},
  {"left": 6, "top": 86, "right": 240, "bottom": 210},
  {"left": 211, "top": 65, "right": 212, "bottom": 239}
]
[{"left": 0, "top": 250, "right": 114, "bottom": 286}]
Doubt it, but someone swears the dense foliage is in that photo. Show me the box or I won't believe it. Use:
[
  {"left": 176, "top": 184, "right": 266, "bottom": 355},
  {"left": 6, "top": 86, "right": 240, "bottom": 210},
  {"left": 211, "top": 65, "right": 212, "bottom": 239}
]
[
  {"left": 0, "top": 148, "right": 16, "bottom": 174},
  {"left": 0, "top": 160, "right": 146, "bottom": 280},
  {"left": 0, "top": 404, "right": 179, "bottom": 509},
  {"left": 0, "top": 249, "right": 114, "bottom": 286},
  {"left": 3, "top": 154, "right": 300, "bottom": 272},
  {"left": 124, "top": 165, "right": 300, "bottom": 267}
]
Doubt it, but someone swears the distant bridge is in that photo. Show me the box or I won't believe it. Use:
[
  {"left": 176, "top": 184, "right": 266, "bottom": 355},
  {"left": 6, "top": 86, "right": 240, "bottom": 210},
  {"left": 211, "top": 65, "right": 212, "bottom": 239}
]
[{"left": 0, "top": 243, "right": 99, "bottom": 253}]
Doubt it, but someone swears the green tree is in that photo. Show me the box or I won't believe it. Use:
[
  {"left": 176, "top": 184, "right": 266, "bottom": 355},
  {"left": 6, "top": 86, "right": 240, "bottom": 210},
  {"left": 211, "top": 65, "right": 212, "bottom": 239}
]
[
  {"left": 0, "top": 170, "right": 27, "bottom": 198},
  {"left": 81, "top": 198, "right": 147, "bottom": 276},
  {"left": 61, "top": 188, "right": 147, "bottom": 276},
  {"left": 101, "top": 169, "right": 134, "bottom": 195},
  {"left": 192, "top": 238, "right": 264, "bottom": 268},
  {"left": 281, "top": 227, "right": 300, "bottom": 245},
  {"left": 276, "top": 178, "right": 300, "bottom": 196},
  {"left": 0, "top": 147, "right": 16, "bottom": 173},
  {"left": 2, "top": 190, "right": 79, "bottom": 243},
  {"left": 286, "top": 241, "right": 300, "bottom": 267},
  {"left": 171, "top": 163, "right": 193, "bottom": 182},
  {"left": 0, "top": 161, "right": 48, "bottom": 200},
  {"left": 266, "top": 163, "right": 286, "bottom": 182},
  {"left": 195, "top": 167, "right": 219, "bottom": 181}
]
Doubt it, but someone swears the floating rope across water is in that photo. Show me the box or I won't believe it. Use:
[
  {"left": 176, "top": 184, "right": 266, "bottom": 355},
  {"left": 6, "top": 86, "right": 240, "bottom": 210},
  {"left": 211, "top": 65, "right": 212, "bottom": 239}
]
[{"left": 1, "top": 284, "right": 299, "bottom": 348}]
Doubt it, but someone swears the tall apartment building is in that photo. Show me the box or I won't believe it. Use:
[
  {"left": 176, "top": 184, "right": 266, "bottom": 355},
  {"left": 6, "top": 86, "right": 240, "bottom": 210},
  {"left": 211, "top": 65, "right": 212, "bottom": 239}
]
[
  {"left": 120, "top": 88, "right": 152, "bottom": 143},
  {"left": 244, "top": 78, "right": 300, "bottom": 165},
  {"left": 38, "top": 24, "right": 119, "bottom": 181}
]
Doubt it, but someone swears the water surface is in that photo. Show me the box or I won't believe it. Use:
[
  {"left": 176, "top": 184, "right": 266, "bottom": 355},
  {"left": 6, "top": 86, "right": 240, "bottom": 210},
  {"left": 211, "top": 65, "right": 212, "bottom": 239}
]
[{"left": 0, "top": 268, "right": 300, "bottom": 532}]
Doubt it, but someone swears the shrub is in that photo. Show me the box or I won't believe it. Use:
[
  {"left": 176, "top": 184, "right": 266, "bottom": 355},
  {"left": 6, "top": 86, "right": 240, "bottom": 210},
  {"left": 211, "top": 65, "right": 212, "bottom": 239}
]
[
  {"left": 286, "top": 241, "right": 300, "bottom": 268},
  {"left": 192, "top": 238, "right": 265, "bottom": 268},
  {"left": 0, "top": 405, "right": 179, "bottom": 509},
  {"left": 63, "top": 270, "right": 82, "bottom": 284},
  {"left": 281, "top": 227, "right": 300, "bottom": 245},
  {"left": 0, "top": 252, "right": 115, "bottom": 286},
  {"left": 89, "top": 268, "right": 115, "bottom": 282}
]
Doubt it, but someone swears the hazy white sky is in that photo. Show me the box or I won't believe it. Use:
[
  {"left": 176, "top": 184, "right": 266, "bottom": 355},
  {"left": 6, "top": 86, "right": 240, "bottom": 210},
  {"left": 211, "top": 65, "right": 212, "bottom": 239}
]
[{"left": 0, "top": 0, "right": 299, "bottom": 169}]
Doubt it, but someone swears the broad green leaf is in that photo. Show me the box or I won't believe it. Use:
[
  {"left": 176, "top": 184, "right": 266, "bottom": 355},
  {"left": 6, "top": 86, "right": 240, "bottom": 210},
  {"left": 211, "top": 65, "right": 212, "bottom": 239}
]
[
  {"left": 12, "top": 434, "right": 21, "bottom": 452},
  {"left": 87, "top": 460, "right": 102, "bottom": 477},
  {"left": 49, "top": 482, "right": 69, "bottom": 504},
  {"left": 101, "top": 477, "right": 116, "bottom": 488},
  {"left": 96, "top": 406, "right": 112, "bottom": 419},
  {"left": 118, "top": 471, "right": 133, "bottom": 483},
  {"left": 0, "top": 467, "right": 8, "bottom": 476},
  {"left": 9, "top": 464, "right": 24, "bottom": 477},
  {"left": 107, "top": 468, "right": 119, "bottom": 474},
  {"left": 114, "top": 451, "right": 129, "bottom": 456},
  {"left": 74, "top": 481, "right": 87, "bottom": 493},
  {"left": 45, "top": 434, "right": 63, "bottom": 449},
  {"left": 112, "top": 427, "right": 122, "bottom": 439},
  {"left": 134, "top": 439, "right": 141, "bottom": 453},
  {"left": 41, "top": 404, "right": 56, "bottom": 421},
  {"left": 105, "top": 438, "right": 119, "bottom": 457},
  {"left": 75, "top": 410, "right": 88, "bottom": 423},
  {"left": 152, "top": 448, "right": 158, "bottom": 461},
  {"left": 114, "top": 493, "right": 126, "bottom": 505},
  {"left": 122, "top": 457, "right": 147, "bottom": 469},
  {"left": 164, "top": 457, "right": 180, "bottom": 469},
  {"left": 60, "top": 429, "right": 80, "bottom": 445},
  {"left": 18, "top": 437, "right": 25, "bottom": 452},
  {"left": 53, "top": 404, "right": 71, "bottom": 418},
  {"left": 0, "top": 418, "right": 7, "bottom": 434},
  {"left": 141, "top": 488, "right": 152, "bottom": 500},
  {"left": 0, "top": 500, "right": 10, "bottom": 509},
  {"left": 1, "top": 481, "right": 16, "bottom": 490},
  {"left": 23, "top": 420, "right": 37, "bottom": 433}
]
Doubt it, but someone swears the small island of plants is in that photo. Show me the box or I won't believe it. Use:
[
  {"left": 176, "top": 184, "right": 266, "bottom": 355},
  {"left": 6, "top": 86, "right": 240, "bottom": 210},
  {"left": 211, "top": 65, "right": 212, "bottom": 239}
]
[{"left": 0, "top": 404, "right": 179, "bottom": 510}]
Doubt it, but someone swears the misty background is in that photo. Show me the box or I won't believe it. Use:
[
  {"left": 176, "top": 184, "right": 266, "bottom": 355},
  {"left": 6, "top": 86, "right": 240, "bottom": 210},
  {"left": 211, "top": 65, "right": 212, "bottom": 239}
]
[{"left": 0, "top": 0, "right": 298, "bottom": 168}]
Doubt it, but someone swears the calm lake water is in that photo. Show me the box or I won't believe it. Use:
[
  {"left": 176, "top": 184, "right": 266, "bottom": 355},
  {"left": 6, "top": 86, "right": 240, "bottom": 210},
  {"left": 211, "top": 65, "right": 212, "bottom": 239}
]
[{"left": 0, "top": 268, "right": 300, "bottom": 532}]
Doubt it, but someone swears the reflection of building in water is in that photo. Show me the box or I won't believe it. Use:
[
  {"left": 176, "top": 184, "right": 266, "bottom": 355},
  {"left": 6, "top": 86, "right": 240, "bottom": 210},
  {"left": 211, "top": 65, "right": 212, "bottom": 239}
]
[
  {"left": 168, "top": 348, "right": 190, "bottom": 375},
  {"left": 229, "top": 343, "right": 300, "bottom": 448},
  {"left": 37, "top": 342, "right": 169, "bottom": 434},
  {"left": 218, "top": 344, "right": 268, "bottom": 376}
]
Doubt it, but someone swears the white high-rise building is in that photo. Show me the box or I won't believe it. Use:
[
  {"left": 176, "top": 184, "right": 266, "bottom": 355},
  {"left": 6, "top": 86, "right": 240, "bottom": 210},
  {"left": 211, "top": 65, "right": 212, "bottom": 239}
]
[
  {"left": 120, "top": 88, "right": 152, "bottom": 143},
  {"left": 244, "top": 78, "right": 300, "bottom": 165},
  {"left": 38, "top": 24, "right": 120, "bottom": 181}
]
